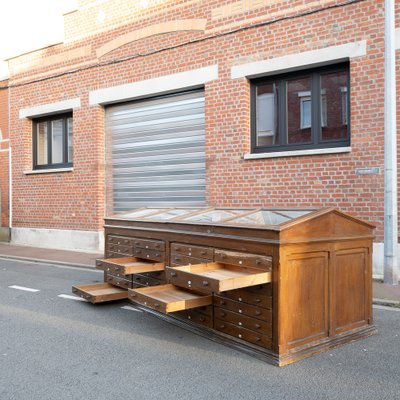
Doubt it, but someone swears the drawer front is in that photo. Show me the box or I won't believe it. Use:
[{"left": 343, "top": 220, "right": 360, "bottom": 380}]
[
  {"left": 171, "top": 243, "right": 214, "bottom": 260},
  {"left": 244, "top": 283, "right": 272, "bottom": 296},
  {"left": 169, "top": 253, "right": 211, "bottom": 267},
  {"left": 134, "top": 248, "right": 165, "bottom": 262},
  {"left": 140, "top": 270, "right": 166, "bottom": 281},
  {"left": 134, "top": 239, "right": 165, "bottom": 251},
  {"left": 108, "top": 236, "right": 134, "bottom": 246},
  {"left": 176, "top": 310, "right": 213, "bottom": 328},
  {"left": 106, "top": 275, "right": 132, "bottom": 290},
  {"left": 214, "top": 307, "right": 271, "bottom": 336},
  {"left": 214, "top": 250, "right": 272, "bottom": 271},
  {"left": 132, "top": 274, "right": 164, "bottom": 287},
  {"left": 214, "top": 318, "right": 272, "bottom": 349},
  {"left": 72, "top": 283, "right": 128, "bottom": 304},
  {"left": 222, "top": 289, "right": 272, "bottom": 309},
  {"left": 107, "top": 244, "right": 133, "bottom": 256},
  {"left": 100, "top": 263, "right": 124, "bottom": 277},
  {"left": 214, "top": 296, "right": 272, "bottom": 322}
]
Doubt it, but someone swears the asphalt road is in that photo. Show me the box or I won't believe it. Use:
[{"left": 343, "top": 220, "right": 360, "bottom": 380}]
[{"left": 0, "top": 258, "right": 399, "bottom": 400}]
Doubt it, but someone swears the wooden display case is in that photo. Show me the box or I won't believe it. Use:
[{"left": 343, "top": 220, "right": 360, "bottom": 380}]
[{"left": 73, "top": 207, "right": 376, "bottom": 366}]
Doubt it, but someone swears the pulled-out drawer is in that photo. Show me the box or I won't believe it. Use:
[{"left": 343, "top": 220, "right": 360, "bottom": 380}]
[
  {"left": 214, "top": 307, "right": 272, "bottom": 335},
  {"left": 72, "top": 283, "right": 128, "bottom": 304},
  {"left": 215, "top": 318, "right": 272, "bottom": 349},
  {"left": 96, "top": 257, "right": 164, "bottom": 275},
  {"left": 214, "top": 296, "right": 272, "bottom": 322},
  {"left": 214, "top": 250, "right": 272, "bottom": 271},
  {"left": 134, "top": 248, "right": 165, "bottom": 262},
  {"left": 129, "top": 284, "right": 212, "bottom": 313},
  {"left": 166, "top": 263, "right": 271, "bottom": 293},
  {"left": 171, "top": 243, "right": 214, "bottom": 259},
  {"left": 222, "top": 288, "right": 272, "bottom": 309},
  {"left": 134, "top": 238, "right": 165, "bottom": 251},
  {"left": 176, "top": 309, "right": 213, "bottom": 328},
  {"left": 105, "top": 275, "right": 132, "bottom": 290}
]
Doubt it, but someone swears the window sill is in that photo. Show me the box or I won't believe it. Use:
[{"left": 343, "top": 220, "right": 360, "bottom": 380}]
[
  {"left": 243, "top": 147, "right": 351, "bottom": 160},
  {"left": 24, "top": 167, "right": 74, "bottom": 175}
]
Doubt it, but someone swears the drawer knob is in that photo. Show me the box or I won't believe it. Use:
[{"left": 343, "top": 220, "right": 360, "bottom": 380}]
[
  {"left": 255, "top": 324, "right": 261, "bottom": 329},
  {"left": 187, "top": 315, "right": 191, "bottom": 320},
  {"left": 170, "top": 271, "right": 177, "bottom": 277},
  {"left": 238, "top": 309, "right": 242, "bottom": 313},
  {"left": 200, "top": 317, "right": 205, "bottom": 322},
  {"left": 146, "top": 245, "right": 149, "bottom": 249},
  {"left": 220, "top": 324, "right": 225, "bottom": 329},
  {"left": 255, "top": 298, "right": 261, "bottom": 303},
  {"left": 256, "top": 310, "right": 261, "bottom": 316},
  {"left": 187, "top": 280, "right": 192, "bottom": 287},
  {"left": 202, "top": 281, "right": 209, "bottom": 287},
  {"left": 238, "top": 334, "right": 242, "bottom": 339},
  {"left": 238, "top": 322, "right": 242, "bottom": 326},
  {"left": 239, "top": 260, "right": 243, "bottom": 265},
  {"left": 238, "top": 297, "right": 242, "bottom": 302},
  {"left": 256, "top": 337, "right": 261, "bottom": 342},
  {"left": 175, "top": 247, "right": 181, "bottom": 251},
  {"left": 131, "top": 293, "right": 136, "bottom": 297}
]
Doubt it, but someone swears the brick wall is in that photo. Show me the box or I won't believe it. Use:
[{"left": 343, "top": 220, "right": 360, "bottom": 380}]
[
  {"left": 0, "top": 79, "right": 9, "bottom": 228},
  {"left": 5, "top": 0, "right": 400, "bottom": 243}
]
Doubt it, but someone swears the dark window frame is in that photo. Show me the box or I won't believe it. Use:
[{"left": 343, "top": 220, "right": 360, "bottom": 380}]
[
  {"left": 32, "top": 112, "right": 73, "bottom": 170},
  {"left": 250, "top": 63, "right": 350, "bottom": 154}
]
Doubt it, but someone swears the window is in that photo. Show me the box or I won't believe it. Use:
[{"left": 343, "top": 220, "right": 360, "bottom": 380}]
[
  {"left": 251, "top": 64, "right": 350, "bottom": 153},
  {"left": 33, "top": 113, "right": 73, "bottom": 169}
]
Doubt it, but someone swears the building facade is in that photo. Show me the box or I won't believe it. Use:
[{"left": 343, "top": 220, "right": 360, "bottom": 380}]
[{"left": 1, "top": 0, "right": 400, "bottom": 277}]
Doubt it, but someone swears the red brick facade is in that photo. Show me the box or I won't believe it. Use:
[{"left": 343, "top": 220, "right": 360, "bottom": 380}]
[{"left": 2, "top": 0, "right": 400, "bottom": 262}]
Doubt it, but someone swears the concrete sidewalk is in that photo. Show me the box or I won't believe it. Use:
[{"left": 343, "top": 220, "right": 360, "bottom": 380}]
[{"left": 0, "top": 242, "right": 399, "bottom": 307}]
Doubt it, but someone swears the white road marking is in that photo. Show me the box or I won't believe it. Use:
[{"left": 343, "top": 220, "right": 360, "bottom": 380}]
[
  {"left": 8, "top": 285, "right": 40, "bottom": 292},
  {"left": 373, "top": 304, "right": 400, "bottom": 312},
  {"left": 58, "top": 294, "right": 88, "bottom": 302},
  {"left": 121, "top": 305, "right": 143, "bottom": 313}
]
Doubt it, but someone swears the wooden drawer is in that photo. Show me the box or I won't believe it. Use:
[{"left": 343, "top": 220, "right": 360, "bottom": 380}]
[
  {"left": 108, "top": 236, "right": 134, "bottom": 246},
  {"left": 215, "top": 318, "right": 272, "bottom": 349},
  {"left": 96, "top": 257, "right": 164, "bottom": 276},
  {"left": 107, "top": 244, "right": 133, "bottom": 256},
  {"left": 222, "top": 289, "right": 272, "bottom": 309},
  {"left": 72, "top": 283, "right": 128, "bottom": 304},
  {"left": 132, "top": 274, "right": 164, "bottom": 287},
  {"left": 170, "top": 254, "right": 212, "bottom": 267},
  {"left": 171, "top": 243, "right": 214, "bottom": 259},
  {"left": 134, "top": 238, "right": 165, "bottom": 251},
  {"left": 140, "top": 270, "right": 166, "bottom": 281},
  {"left": 134, "top": 248, "right": 165, "bottom": 262},
  {"left": 105, "top": 275, "right": 132, "bottom": 290},
  {"left": 214, "top": 307, "right": 272, "bottom": 336},
  {"left": 129, "top": 284, "right": 213, "bottom": 313},
  {"left": 244, "top": 283, "right": 272, "bottom": 296},
  {"left": 176, "top": 309, "right": 213, "bottom": 328},
  {"left": 214, "top": 250, "right": 272, "bottom": 271},
  {"left": 214, "top": 296, "right": 272, "bottom": 322},
  {"left": 166, "top": 263, "right": 271, "bottom": 293}
]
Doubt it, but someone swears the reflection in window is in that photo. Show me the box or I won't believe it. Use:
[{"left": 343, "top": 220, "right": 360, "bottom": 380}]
[{"left": 256, "top": 83, "right": 279, "bottom": 146}]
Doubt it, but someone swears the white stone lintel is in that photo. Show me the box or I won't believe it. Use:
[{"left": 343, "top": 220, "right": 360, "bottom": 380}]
[
  {"left": 231, "top": 41, "right": 367, "bottom": 79},
  {"left": 244, "top": 147, "right": 351, "bottom": 160},
  {"left": 89, "top": 65, "right": 219, "bottom": 106},
  {"left": 19, "top": 98, "right": 81, "bottom": 119}
]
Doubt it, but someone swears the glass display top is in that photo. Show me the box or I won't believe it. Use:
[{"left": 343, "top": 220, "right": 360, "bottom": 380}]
[{"left": 112, "top": 207, "right": 315, "bottom": 227}]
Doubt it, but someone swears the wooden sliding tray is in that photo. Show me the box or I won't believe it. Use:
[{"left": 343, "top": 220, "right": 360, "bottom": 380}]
[
  {"left": 166, "top": 263, "right": 271, "bottom": 293},
  {"left": 96, "top": 257, "right": 164, "bottom": 275},
  {"left": 129, "top": 284, "right": 212, "bottom": 313},
  {"left": 72, "top": 283, "right": 128, "bottom": 304}
]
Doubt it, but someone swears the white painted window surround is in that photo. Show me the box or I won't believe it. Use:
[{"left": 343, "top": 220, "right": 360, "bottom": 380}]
[
  {"left": 231, "top": 41, "right": 367, "bottom": 79},
  {"left": 89, "top": 65, "right": 219, "bottom": 105},
  {"left": 19, "top": 98, "right": 81, "bottom": 119},
  {"left": 243, "top": 147, "right": 351, "bottom": 160}
]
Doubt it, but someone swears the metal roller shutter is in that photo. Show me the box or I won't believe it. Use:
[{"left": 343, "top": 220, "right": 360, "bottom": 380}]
[{"left": 106, "top": 90, "right": 206, "bottom": 212}]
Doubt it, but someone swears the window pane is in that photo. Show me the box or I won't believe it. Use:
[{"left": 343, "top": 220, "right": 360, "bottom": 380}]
[
  {"left": 256, "top": 83, "right": 279, "bottom": 146},
  {"left": 52, "top": 119, "right": 64, "bottom": 164},
  {"left": 67, "top": 117, "right": 73, "bottom": 162},
  {"left": 320, "top": 70, "right": 348, "bottom": 141},
  {"left": 36, "top": 122, "right": 48, "bottom": 165},
  {"left": 287, "top": 77, "right": 312, "bottom": 144}
]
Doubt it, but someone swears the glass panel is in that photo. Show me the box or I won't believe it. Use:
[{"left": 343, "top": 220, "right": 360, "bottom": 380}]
[
  {"left": 229, "top": 211, "right": 290, "bottom": 226},
  {"left": 52, "top": 119, "right": 63, "bottom": 164},
  {"left": 144, "top": 209, "right": 199, "bottom": 221},
  {"left": 183, "top": 209, "right": 250, "bottom": 223},
  {"left": 36, "top": 122, "right": 48, "bottom": 165},
  {"left": 119, "top": 208, "right": 168, "bottom": 218},
  {"left": 67, "top": 117, "right": 73, "bottom": 163},
  {"left": 287, "top": 77, "right": 312, "bottom": 144},
  {"left": 256, "top": 83, "right": 279, "bottom": 146},
  {"left": 320, "top": 70, "right": 348, "bottom": 141}
]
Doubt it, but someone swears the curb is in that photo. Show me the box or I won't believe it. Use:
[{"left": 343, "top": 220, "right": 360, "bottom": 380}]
[
  {"left": 0, "top": 254, "right": 97, "bottom": 271},
  {"left": 373, "top": 298, "right": 400, "bottom": 308}
]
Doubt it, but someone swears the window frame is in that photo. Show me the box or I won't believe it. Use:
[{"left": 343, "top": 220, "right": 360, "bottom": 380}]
[
  {"left": 32, "top": 113, "right": 73, "bottom": 170},
  {"left": 250, "top": 63, "right": 350, "bottom": 154}
]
